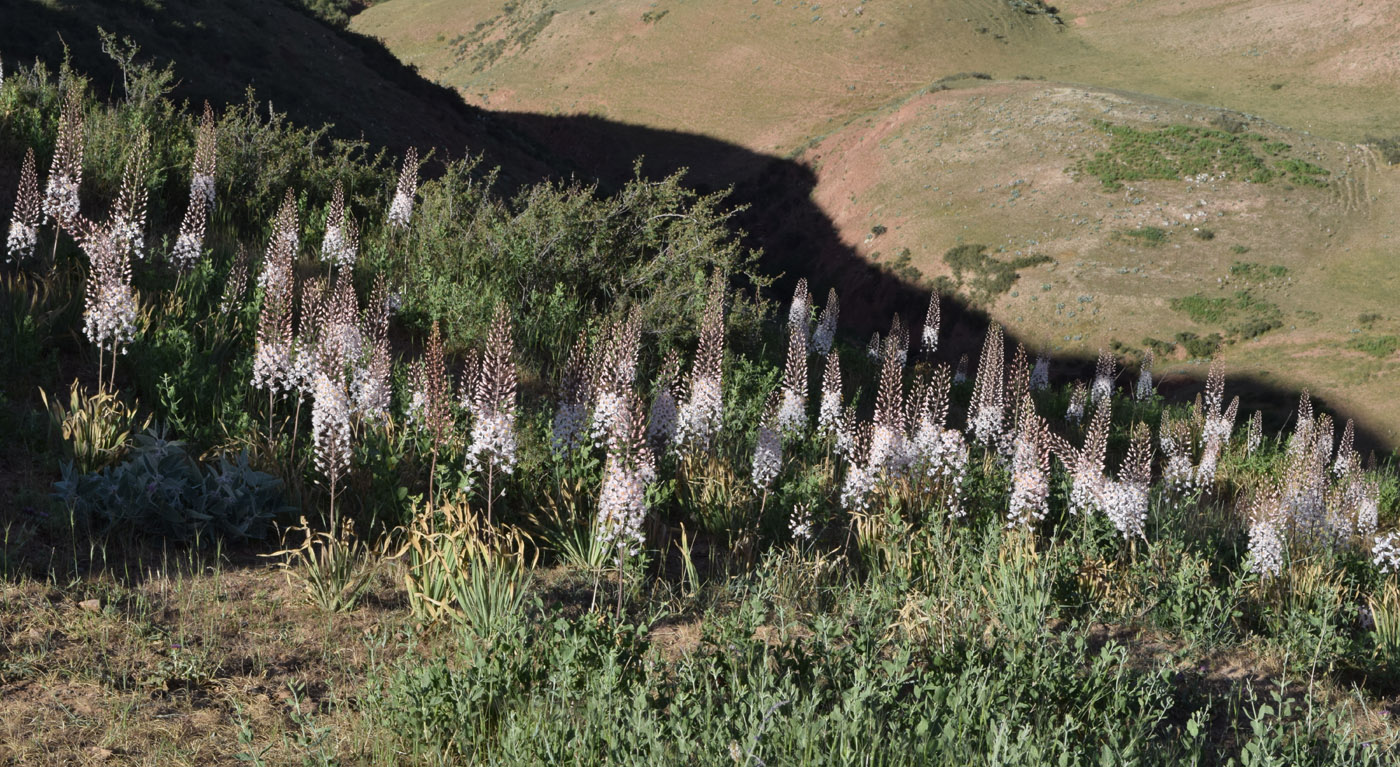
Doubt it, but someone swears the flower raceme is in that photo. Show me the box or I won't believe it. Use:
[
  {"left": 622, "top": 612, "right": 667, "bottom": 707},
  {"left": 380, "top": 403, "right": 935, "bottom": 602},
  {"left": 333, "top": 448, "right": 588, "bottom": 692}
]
[{"left": 6, "top": 147, "right": 41, "bottom": 263}]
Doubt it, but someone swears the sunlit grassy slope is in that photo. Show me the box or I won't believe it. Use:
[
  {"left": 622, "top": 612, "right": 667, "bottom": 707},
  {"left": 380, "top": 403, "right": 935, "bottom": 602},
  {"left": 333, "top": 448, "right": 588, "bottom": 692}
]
[{"left": 355, "top": 0, "right": 1400, "bottom": 441}]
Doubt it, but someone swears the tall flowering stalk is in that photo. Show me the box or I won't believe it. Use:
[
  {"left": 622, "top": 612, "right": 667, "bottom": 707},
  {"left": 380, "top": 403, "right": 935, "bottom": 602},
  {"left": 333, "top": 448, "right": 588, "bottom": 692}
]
[
  {"left": 888, "top": 314, "right": 909, "bottom": 367},
  {"left": 409, "top": 322, "right": 454, "bottom": 507},
  {"left": 1282, "top": 410, "right": 1332, "bottom": 546},
  {"left": 1091, "top": 349, "right": 1115, "bottom": 406},
  {"left": 1067, "top": 397, "right": 1111, "bottom": 517},
  {"left": 258, "top": 189, "right": 300, "bottom": 295},
  {"left": 466, "top": 304, "right": 519, "bottom": 526},
  {"left": 170, "top": 179, "right": 208, "bottom": 272},
  {"left": 1030, "top": 352, "right": 1050, "bottom": 392},
  {"left": 1246, "top": 486, "right": 1286, "bottom": 579},
  {"left": 869, "top": 338, "right": 907, "bottom": 477},
  {"left": 1134, "top": 350, "right": 1155, "bottom": 401},
  {"left": 812, "top": 288, "right": 839, "bottom": 356},
  {"left": 103, "top": 136, "right": 149, "bottom": 263},
  {"left": 387, "top": 147, "right": 420, "bottom": 230},
  {"left": 1246, "top": 410, "right": 1263, "bottom": 456},
  {"left": 553, "top": 331, "right": 592, "bottom": 456},
  {"left": 1103, "top": 423, "right": 1153, "bottom": 543},
  {"left": 776, "top": 321, "right": 808, "bottom": 437},
  {"left": 817, "top": 351, "right": 843, "bottom": 439},
  {"left": 590, "top": 307, "right": 642, "bottom": 448},
  {"left": 1066, "top": 380, "right": 1087, "bottom": 425},
  {"left": 251, "top": 191, "right": 299, "bottom": 432},
  {"left": 321, "top": 181, "right": 355, "bottom": 268},
  {"left": 6, "top": 147, "right": 41, "bottom": 263},
  {"left": 311, "top": 365, "right": 353, "bottom": 532},
  {"left": 968, "top": 323, "right": 1005, "bottom": 447},
  {"left": 840, "top": 421, "right": 876, "bottom": 512},
  {"left": 220, "top": 245, "right": 250, "bottom": 314},
  {"left": 1196, "top": 395, "right": 1237, "bottom": 489},
  {"left": 953, "top": 354, "right": 969, "bottom": 385},
  {"left": 921, "top": 292, "right": 940, "bottom": 357},
  {"left": 43, "top": 89, "right": 86, "bottom": 259},
  {"left": 1334, "top": 419, "right": 1356, "bottom": 477},
  {"left": 752, "top": 394, "right": 783, "bottom": 494},
  {"left": 1160, "top": 414, "right": 1195, "bottom": 493},
  {"left": 1005, "top": 344, "right": 1032, "bottom": 438},
  {"left": 788, "top": 278, "right": 810, "bottom": 344},
  {"left": 675, "top": 275, "right": 726, "bottom": 455},
  {"left": 81, "top": 225, "right": 137, "bottom": 390},
  {"left": 908, "top": 364, "right": 968, "bottom": 517},
  {"left": 645, "top": 351, "right": 682, "bottom": 451},
  {"left": 191, "top": 101, "right": 217, "bottom": 209},
  {"left": 352, "top": 274, "right": 392, "bottom": 425},
  {"left": 595, "top": 395, "right": 655, "bottom": 617},
  {"left": 1006, "top": 399, "right": 1051, "bottom": 530}
]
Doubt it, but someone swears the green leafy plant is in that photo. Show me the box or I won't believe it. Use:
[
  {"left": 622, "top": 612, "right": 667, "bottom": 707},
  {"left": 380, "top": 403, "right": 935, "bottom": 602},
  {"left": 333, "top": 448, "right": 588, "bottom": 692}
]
[{"left": 52, "top": 431, "right": 290, "bottom": 541}]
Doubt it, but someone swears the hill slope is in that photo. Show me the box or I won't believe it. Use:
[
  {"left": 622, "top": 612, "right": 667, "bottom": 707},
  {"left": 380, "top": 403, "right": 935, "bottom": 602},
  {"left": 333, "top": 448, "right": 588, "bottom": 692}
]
[{"left": 353, "top": 0, "right": 1400, "bottom": 440}]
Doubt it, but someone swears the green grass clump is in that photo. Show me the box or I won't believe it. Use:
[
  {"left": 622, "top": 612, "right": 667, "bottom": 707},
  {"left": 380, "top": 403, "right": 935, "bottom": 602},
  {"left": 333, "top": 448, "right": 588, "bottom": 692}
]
[
  {"left": 1171, "top": 295, "right": 1230, "bottom": 324},
  {"left": 1347, "top": 335, "right": 1400, "bottom": 358},
  {"left": 1122, "top": 225, "right": 1168, "bottom": 246},
  {"left": 1174, "top": 330, "right": 1223, "bottom": 358},
  {"left": 943, "top": 244, "right": 1051, "bottom": 304},
  {"left": 1170, "top": 291, "right": 1283, "bottom": 342},
  {"left": 1276, "top": 157, "right": 1331, "bottom": 187},
  {"left": 1077, "top": 121, "right": 1331, "bottom": 192},
  {"left": 1230, "top": 261, "right": 1289, "bottom": 281}
]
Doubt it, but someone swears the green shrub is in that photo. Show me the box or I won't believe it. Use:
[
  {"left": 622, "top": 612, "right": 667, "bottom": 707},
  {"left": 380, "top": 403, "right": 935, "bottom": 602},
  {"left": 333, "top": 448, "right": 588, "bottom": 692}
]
[
  {"left": 52, "top": 432, "right": 292, "bottom": 542},
  {"left": 942, "top": 244, "right": 1051, "bottom": 304},
  {"left": 1175, "top": 331, "right": 1223, "bottom": 358},
  {"left": 1122, "top": 226, "right": 1168, "bottom": 246}
]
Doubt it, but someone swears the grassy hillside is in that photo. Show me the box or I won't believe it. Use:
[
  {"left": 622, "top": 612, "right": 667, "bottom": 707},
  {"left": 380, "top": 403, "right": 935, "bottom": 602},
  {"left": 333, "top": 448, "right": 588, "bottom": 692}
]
[
  {"left": 353, "top": 0, "right": 1400, "bottom": 149},
  {"left": 799, "top": 80, "right": 1400, "bottom": 441},
  {"left": 353, "top": 0, "right": 1400, "bottom": 441}
]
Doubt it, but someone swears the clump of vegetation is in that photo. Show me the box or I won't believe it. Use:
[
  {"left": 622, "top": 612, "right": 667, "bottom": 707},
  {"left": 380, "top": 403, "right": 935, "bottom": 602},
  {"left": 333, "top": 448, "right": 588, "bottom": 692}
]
[
  {"left": 1230, "top": 261, "right": 1289, "bottom": 281},
  {"left": 1276, "top": 157, "right": 1331, "bottom": 187},
  {"left": 1347, "top": 335, "right": 1400, "bottom": 358},
  {"left": 1171, "top": 291, "right": 1283, "bottom": 342},
  {"left": 1077, "top": 121, "right": 1331, "bottom": 191},
  {"left": 1121, "top": 225, "right": 1168, "bottom": 246},
  {"left": 52, "top": 432, "right": 289, "bottom": 542},
  {"left": 1142, "top": 336, "right": 1177, "bottom": 357},
  {"left": 942, "top": 243, "right": 1051, "bottom": 304},
  {"left": 1173, "top": 330, "right": 1223, "bottom": 358},
  {"left": 1366, "top": 135, "right": 1400, "bottom": 166}
]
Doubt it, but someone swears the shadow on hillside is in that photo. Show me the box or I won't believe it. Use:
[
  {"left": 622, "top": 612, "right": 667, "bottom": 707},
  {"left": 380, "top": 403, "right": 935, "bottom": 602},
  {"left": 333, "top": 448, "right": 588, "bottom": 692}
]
[
  {"left": 495, "top": 109, "right": 1394, "bottom": 454},
  {"left": 1, "top": 3, "right": 1389, "bottom": 452}
]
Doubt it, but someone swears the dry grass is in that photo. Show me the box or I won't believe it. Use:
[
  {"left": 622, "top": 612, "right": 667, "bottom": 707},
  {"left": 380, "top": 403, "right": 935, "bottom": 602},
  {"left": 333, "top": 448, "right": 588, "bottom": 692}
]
[{"left": 0, "top": 551, "right": 411, "bottom": 765}]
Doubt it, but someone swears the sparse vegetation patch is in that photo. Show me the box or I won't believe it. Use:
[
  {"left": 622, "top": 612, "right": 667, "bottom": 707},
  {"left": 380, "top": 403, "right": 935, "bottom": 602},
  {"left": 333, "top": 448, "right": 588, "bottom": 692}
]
[
  {"left": 1230, "top": 261, "right": 1289, "bottom": 281},
  {"left": 1120, "top": 225, "right": 1168, "bottom": 246},
  {"left": 943, "top": 243, "right": 1051, "bottom": 303},
  {"left": 1170, "top": 291, "right": 1283, "bottom": 342},
  {"left": 1347, "top": 335, "right": 1400, "bottom": 358},
  {"left": 1077, "top": 121, "right": 1330, "bottom": 191}
]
